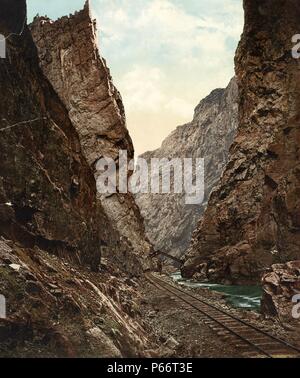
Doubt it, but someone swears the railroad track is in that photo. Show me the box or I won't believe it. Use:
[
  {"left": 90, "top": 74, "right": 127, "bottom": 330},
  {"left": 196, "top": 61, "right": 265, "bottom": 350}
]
[{"left": 146, "top": 273, "right": 300, "bottom": 358}]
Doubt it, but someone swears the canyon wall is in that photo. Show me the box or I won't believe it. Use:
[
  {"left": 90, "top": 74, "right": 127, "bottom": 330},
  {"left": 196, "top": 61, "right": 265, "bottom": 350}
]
[
  {"left": 0, "top": 2, "right": 108, "bottom": 272},
  {"left": 0, "top": 0, "right": 156, "bottom": 357},
  {"left": 182, "top": 0, "right": 300, "bottom": 284},
  {"left": 30, "top": 2, "right": 152, "bottom": 265},
  {"left": 136, "top": 79, "right": 238, "bottom": 258}
]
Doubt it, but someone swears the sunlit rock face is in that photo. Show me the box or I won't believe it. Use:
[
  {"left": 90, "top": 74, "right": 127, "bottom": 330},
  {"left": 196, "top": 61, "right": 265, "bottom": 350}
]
[
  {"left": 135, "top": 79, "right": 238, "bottom": 259},
  {"left": 30, "top": 2, "right": 152, "bottom": 266},
  {"left": 182, "top": 0, "right": 300, "bottom": 284}
]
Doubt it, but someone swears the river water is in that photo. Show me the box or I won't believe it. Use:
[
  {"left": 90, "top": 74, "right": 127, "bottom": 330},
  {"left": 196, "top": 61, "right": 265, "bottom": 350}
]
[{"left": 170, "top": 272, "right": 262, "bottom": 312}]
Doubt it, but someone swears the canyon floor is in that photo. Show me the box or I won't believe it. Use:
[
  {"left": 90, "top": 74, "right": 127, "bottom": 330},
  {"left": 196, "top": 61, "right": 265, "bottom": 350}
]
[{"left": 140, "top": 273, "right": 300, "bottom": 358}]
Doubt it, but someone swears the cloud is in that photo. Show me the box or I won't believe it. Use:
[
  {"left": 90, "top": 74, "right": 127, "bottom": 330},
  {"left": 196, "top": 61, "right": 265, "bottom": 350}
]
[
  {"left": 118, "top": 66, "right": 166, "bottom": 112},
  {"left": 165, "top": 98, "right": 193, "bottom": 120},
  {"left": 118, "top": 65, "right": 193, "bottom": 118},
  {"left": 93, "top": 0, "right": 242, "bottom": 61},
  {"left": 92, "top": 0, "right": 244, "bottom": 155}
]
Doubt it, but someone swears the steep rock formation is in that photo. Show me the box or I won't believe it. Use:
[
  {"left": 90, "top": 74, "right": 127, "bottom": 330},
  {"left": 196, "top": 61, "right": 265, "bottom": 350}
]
[
  {"left": 0, "top": 0, "right": 156, "bottom": 357},
  {"left": 183, "top": 0, "right": 300, "bottom": 284},
  {"left": 30, "top": 2, "right": 152, "bottom": 263},
  {"left": 135, "top": 79, "right": 238, "bottom": 258}
]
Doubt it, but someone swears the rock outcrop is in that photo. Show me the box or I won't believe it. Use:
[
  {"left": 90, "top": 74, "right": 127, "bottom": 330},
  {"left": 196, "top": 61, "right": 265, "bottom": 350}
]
[
  {"left": 261, "top": 261, "right": 300, "bottom": 328},
  {"left": 135, "top": 79, "right": 238, "bottom": 258},
  {"left": 0, "top": 0, "right": 156, "bottom": 357},
  {"left": 182, "top": 0, "right": 300, "bottom": 284},
  {"left": 30, "top": 2, "right": 152, "bottom": 264}
]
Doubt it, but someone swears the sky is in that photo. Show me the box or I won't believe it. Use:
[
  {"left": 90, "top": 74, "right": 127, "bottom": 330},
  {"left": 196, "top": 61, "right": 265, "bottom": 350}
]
[{"left": 27, "top": 0, "right": 244, "bottom": 156}]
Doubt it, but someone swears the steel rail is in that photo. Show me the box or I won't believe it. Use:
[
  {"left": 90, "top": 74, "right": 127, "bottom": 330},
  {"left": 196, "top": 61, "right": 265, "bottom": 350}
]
[{"left": 146, "top": 273, "right": 300, "bottom": 358}]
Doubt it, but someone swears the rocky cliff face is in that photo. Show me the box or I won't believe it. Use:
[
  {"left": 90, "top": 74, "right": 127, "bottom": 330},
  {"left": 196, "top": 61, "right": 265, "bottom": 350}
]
[
  {"left": 135, "top": 79, "right": 238, "bottom": 258},
  {"left": 0, "top": 3, "right": 107, "bottom": 273},
  {"left": 182, "top": 0, "right": 300, "bottom": 284},
  {"left": 30, "top": 2, "right": 152, "bottom": 263},
  {"left": 0, "top": 0, "right": 156, "bottom": 357},
  {"left": 261, "top": 261, "right": 300, "bottom": 327}
]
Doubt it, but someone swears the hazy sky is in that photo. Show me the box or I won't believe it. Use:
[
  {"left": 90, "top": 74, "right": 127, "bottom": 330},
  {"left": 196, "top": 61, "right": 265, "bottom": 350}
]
[{"left": 27, "top": 0, "right": 244, "bottom": 156}]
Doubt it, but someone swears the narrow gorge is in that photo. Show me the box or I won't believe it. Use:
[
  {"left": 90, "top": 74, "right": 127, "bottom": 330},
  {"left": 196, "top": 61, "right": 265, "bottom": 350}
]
[
  {"left": 0, "top": 0, "right": 299, "bottom": 361},
  {"left": 136, "top": 78, "right": 238, "bottom": 259}
]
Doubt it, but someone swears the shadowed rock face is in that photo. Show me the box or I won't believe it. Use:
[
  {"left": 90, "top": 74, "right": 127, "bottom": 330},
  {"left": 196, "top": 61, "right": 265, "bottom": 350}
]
[
  {"left": 0, "top": 0, "right": 26, "bottom": 36},
  {"left": 135, "top": 79, "right": 238, "bottom": 259},
  {"left": 0, "top": 6, "right": 111, "bottom": 271},
  {"left": 30, "top": 2, "right": 152, "bottom": 263},
  {"left": 182, "top": 0, "right": 300, "bottom": 284}
]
